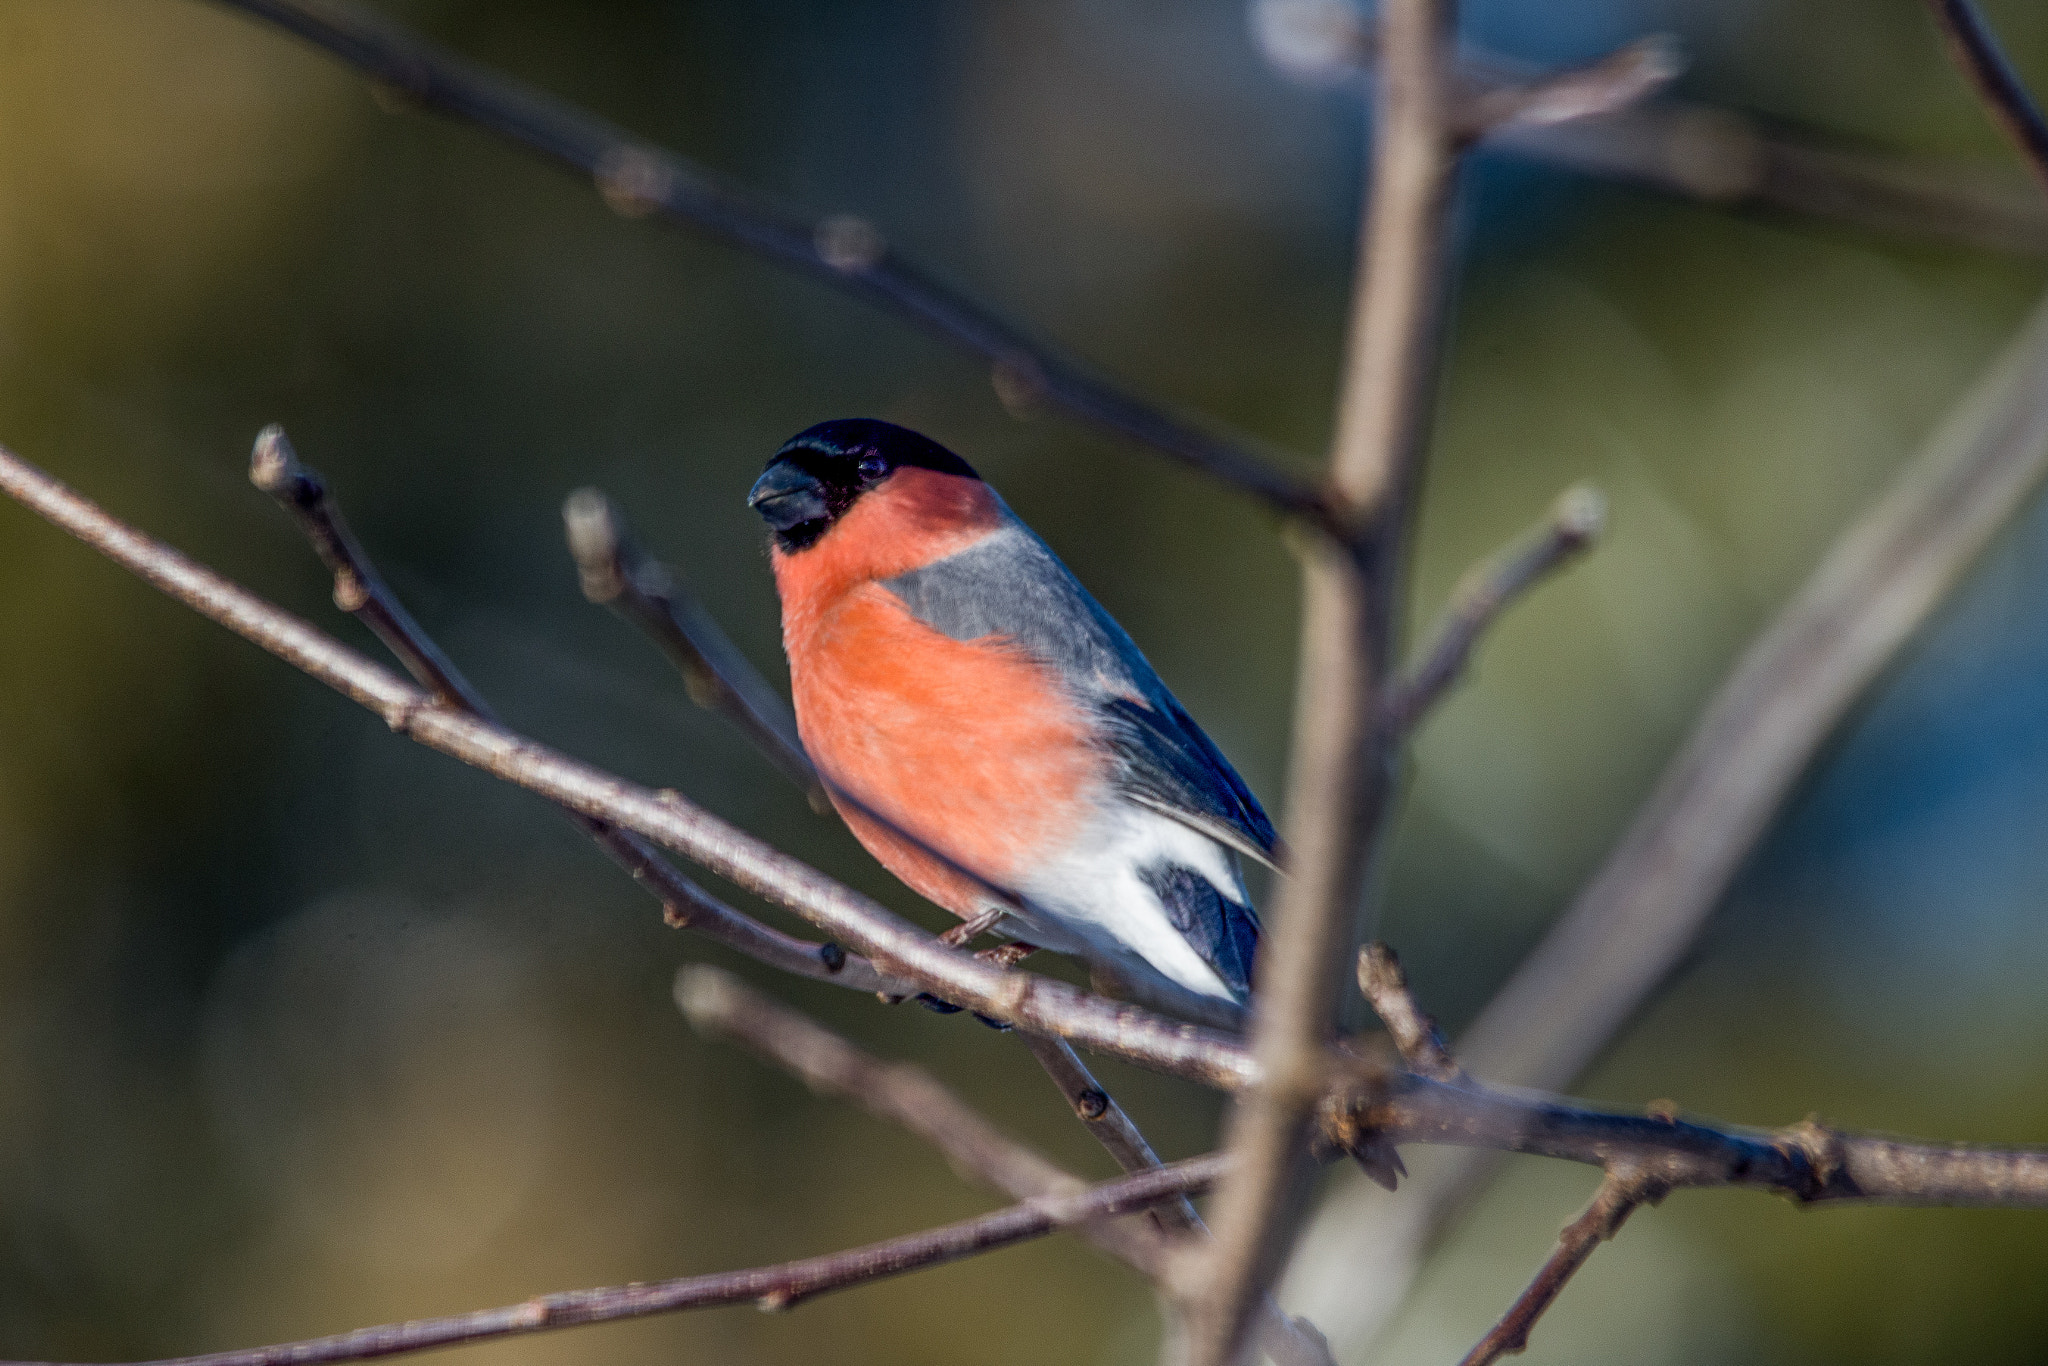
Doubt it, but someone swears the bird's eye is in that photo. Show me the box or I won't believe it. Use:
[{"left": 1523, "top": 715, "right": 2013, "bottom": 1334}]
[{"left": 856, "top": 453, "right": 888, "bottom": 481}]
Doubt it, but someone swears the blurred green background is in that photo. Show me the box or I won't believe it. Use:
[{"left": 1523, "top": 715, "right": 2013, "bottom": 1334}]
[{"left": 3, "top": 2, "right": 2047, "bottom": 1363}]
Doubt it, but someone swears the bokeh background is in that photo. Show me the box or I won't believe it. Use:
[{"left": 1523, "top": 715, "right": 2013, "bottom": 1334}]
[{"left": 3, "top": 1, "right": 2047, "bottom": 1363}]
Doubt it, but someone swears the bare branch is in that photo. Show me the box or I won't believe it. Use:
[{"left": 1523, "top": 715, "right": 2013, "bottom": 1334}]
[
  {"left": 1923, "top": 0, "right": 2048, "bottom": 197},
  {"left": 1341, "top": 1076, "right": 2048, "bottom": 1207},
  {"left": 250, "top": 424, "right": 478, "bottom": 709},
  {"left": 1383, "top": 484, "right": 1604, "bottom": 732},
  {"left": 1455, "top": 1166, "right": 1664, "bottom": 1366},
  {"left": 1355, "top": 943, "right": 1460, "bottom": 1083},
  {"left": 677, "top": 965, "right": 1131, "bottom": 1239},
  {"left": 562, "top": 487, "right": 824, "bottom": 806},
  {"left": 678, "top": 967, "right": 1337, "bottom": 1366},
  {"left": 1022, "top": 1033, "right": 1198, "bottom": 1232},
  {"left": 1458, "top": 36, "right": 1683, "bottom": 140},
  {"left": 0, "top": 439, "right": 1254, "bottom": 1086},
  {"left": 1250, "top": 0, "right": 2048, "bottom": 256},
  {"left": 1190, "top": 0, "right": 1464, "bottom": 1359},
  {"left": 205, "top": 0, "right": 1336, "bottom": 530},
  {"left": 1461, "top": 290, "right": 2048, "bottom": 1119},
  {"left": 0, "top": 1153, "right": 1227, "bottom": 1366},
  {"left": 247, "top": 427, "right": 904, "bottom": 997},
  {"left": 1286, "top": 287, "right": 2048, "bottom": 1357}
]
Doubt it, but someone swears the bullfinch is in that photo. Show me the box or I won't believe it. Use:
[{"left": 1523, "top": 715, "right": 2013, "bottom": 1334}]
[{"left": 748, "top": 419, "right": 1275, "bottom": 1010}]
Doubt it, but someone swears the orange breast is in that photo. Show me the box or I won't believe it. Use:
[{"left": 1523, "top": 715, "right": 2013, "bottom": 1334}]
[{"left": 785, "top": 583, "right": 1101, "bottom": 918}]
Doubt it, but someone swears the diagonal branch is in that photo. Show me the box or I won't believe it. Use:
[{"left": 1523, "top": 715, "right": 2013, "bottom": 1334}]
[
  {"left": 1355, "top": 943, "right": 1460, "bottom": 1084},
  {"left": 248, "top": 426, "right": 905, "bottom": 997},
  {"left": 203, "top": 0, "right": 1335, "bottom": 530},
  {"left": 1017, "top": 1031, "right": 1332, "bottom": 1365},
  {"left": 1382, "top": 484, "right": 1603, "bottom": 733},
  {"left": 1923, "top": 0, "right": 2048, "bottom": 197},
  {"left": 1021, "top": 1033, "right": 1199, "bottom": 1233},
  {"left": 563, "top": 487, "right": 824, "bottom": 806},
  {"left": 1456, "top": 36, "right": 1683, "bottom": 141},
  {"left": 677, "top": 966, "right": 1337, "bottom": 1366},
  {"left": 1455, "top": 1165, "right": 1664, "bottom": 1366},
  {"left": 0, "top": 1154, "right": 1228, "bottom": 1366}
]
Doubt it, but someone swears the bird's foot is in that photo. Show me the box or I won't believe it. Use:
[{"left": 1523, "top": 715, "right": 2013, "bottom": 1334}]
[
  {"left": 908, "top": 940, "right": 1037, "bottom": 1029},
  {"left": 977, "top": 941, "right": 1038, "bottom": 970},
  {"left": 938, "top": 906, "right": 1007, "bottom": 949}
]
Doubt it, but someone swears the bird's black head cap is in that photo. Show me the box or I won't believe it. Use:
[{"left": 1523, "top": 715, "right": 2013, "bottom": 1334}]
[{"left": 748, "top": 419, "right": 979, "bottom": 551}]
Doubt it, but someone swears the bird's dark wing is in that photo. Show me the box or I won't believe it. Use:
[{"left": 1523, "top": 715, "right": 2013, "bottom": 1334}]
[
  {"left": 1142, "top": 862, "right": 1260, "bottom": 1000},
  {"left": 881, "top": 517, "right": 1280, "bottom": 869},
  {"left": 1100, "top": 694, "right": 1280, "bottom": 869}
]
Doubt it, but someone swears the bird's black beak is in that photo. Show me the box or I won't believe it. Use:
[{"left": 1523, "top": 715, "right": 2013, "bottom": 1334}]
[{"left": 748, "top": 460, "right": 830, "bottom": 537}]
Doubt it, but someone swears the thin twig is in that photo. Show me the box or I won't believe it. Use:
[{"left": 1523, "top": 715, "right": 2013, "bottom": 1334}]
[
  {"left": 1284, "top": 287, "right": 2048, "bottom": 1356},
  {"left": 1189, "top": 0, "right": 1464, "bottom": 1360},
  {"left": 1924, "top": 0, "right": 2048, "bottom": 197},
  {"left": 248, "top": 427, "right": 903, "bottom": 996},
  {"left": 203, "top": 0, "right": 1335, "bottom": 531},
  {"left": 1383, "top": 484, "right": 1603, "bottom": 732},
  {"left": 1018, "top": 1020, "right": 1334, "bottom": 1365},
  {"left": 250, "top": 425, "right": 478, "bottom": 709},
  {"left": 1455, "top": 1166, "right": 1664, "bottom": 1366},
  {"left": 676, "top": 965, "right": 1147, "bottom": 1251},
  {"left": 0, "top": 1155, "right": 1228, "bottom": 1366},
  {"left": 1457, "top": 36, "right": 1683, "bottom": 140},
  {"left": 1251, "top": 0, "right": 2048, "bottom": 256},
  {"left": 563, "top": 488, "right": 824, "bottom": 806},
  {"left": 1355, "top": 944, "right": 1460, "bottom": 1083},
  {"left": 1017, "top": 1011, "right": 1337, "bottom": 1361},
  {"left": 1022, "top": 1033, "right": 1198, "bottom": 1232},
  {"left": 678, "top": 966, "right": 1336, "bottom": 1366}
]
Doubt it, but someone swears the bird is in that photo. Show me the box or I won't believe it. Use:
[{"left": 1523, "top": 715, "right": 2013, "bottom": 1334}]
[{"left": 748, "top": 418, "right": 1276, "bottom": 1013}]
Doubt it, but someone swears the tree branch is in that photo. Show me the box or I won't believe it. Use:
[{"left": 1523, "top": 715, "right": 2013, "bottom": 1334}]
[
  {"left": 677, "top": 966, "right": 1337, "bottom": 1366},
  {"left": 202, "top": 0, "right": 1336, "bottom": 530},
  {"left": 1382, "top": 484, "right": 1604, "bottom": 733},
  {"left": 0, "top": 1155, "right": 1227, "bottom": 1366},
  {"left": 562, "top": 487, "right": 824, "bottom": 807},
  {"left": 1454, "top": 1165, "right": 1663, "bottom": 1366},
  {"left": 1923, "top": 0, "right": 2048, "bottom": 197},
  {"left": 1456, "top": 36, "right": 1683, "bottom": 141},
  {"left": 247, "top": 426, "right": 906, "bottom": 997},
  {"left": 1188, "top": 0, "right": 1464, "bottom": 1360},
  {"left": 1285, "top": 285, "right": 2048, "bottom": 1357},
  {"left": 1355, "top": 943, "right": 1460, "bottom": 1083},
  {"left": 1252, "top": 0, "right": 2048, "bottom": 257},
  {"left": 1021, "top": 1033, "right": 1199, "bottom": 1232}
]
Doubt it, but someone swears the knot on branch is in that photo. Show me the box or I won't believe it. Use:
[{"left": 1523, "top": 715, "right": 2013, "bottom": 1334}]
[
  {"left": 1774, "top": 1115, "right": 1848, "bottom": 1200},
  {"left": 1313, "top": 1054, "right": 1404, "bottom": 1190}
]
